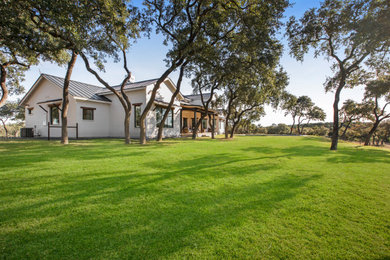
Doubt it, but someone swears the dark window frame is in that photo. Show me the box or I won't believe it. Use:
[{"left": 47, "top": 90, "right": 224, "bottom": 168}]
[
  {"left": 133, "top": 103, "right": 142, "bottom": 128},
  {"left": 50, "top": 105, "right": 60, "bottom": 125},
  {"left": 156, "top": 106, "right": 174, "bottom": 128},
  {"left": 82, "top": 107, "right": 95, "bottom": 120}
]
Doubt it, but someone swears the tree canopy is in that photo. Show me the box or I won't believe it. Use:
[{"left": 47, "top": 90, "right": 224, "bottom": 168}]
[{"left": 287, "top": 0, "right": 390, "bottom": 150}]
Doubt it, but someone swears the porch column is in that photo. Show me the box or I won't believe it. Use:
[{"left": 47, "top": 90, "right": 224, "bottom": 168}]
[
  {"left": 179, "top": 109, "right": 182, "bottom": 134},
  {"left": 212, "top": 113, "right": 215, "bottom": 133},
  {"left": 193, "top": 109, "right": 196, "bottom": 131}
]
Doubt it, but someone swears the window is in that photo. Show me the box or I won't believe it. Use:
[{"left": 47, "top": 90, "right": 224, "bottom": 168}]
[
  {"left": 50, "top": 106, "right": 60, "bottom": 124},
  {"left": 27, "top": 107, "right": 33, "bottom": 115},
  {"left": 134, "top": 104, "right": 141, "bottom": 128},
  {"left": 82, "top": 107, "right": 95, "bottom": 120},
  {"left": 202, "top": 119, "right": 207, "bottom": 129},
  {"left": 156, "top": 106, "right": 173, "bottom": 128},
  {"left": 183, "top": 118, "right": 188, "bottom": 128}
]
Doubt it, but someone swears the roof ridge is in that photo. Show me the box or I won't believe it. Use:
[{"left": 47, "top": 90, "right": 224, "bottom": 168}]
[
  {"left": 113, "top": 77, "right": 160, "bottom": 87},
  {"left": 41, "top": 73, "right": 105, "bottom": 89}
]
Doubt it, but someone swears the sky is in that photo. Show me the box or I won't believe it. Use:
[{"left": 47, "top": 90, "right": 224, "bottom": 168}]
[{"left": 16, "top": 0, "right": 368, "bottom": 126}]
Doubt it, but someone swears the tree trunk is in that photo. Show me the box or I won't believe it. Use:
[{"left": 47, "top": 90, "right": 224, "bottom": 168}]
[
  {"left": 364, "top": 120, "right": 380, "bottom": 146},
  {"left": 61, "top": 51, "right": 78, "bottom": 145},
  {"left": 230, "top": 122, "right": 238, "bottom": 138},
  {"left": 0, "top": 65, "right": 8, "bottom": 108},
  {"left": 340, "top": 121, "right": 351, "bottom": 139},
  {"left": 209, "top": 113, "right": 215, "bottom": 139},
  {"left": 139, "top": 61, "right": 183, "bottom": 145},
  {"left": 224, "top": 94, "right": 234, "bottom": 139},
  {"left": 140, "top": 122, "right": 146, "bottom": 144},
  {"left": 157, "top": 62, "right": 187, "bottom": 141},
  {"left": 301, "top": 120, "right": 308, "bottom": 135},
  {"left": 124, "top": 109, "right": 131, "bottom": 144},
  {"left": 0, "top": 119, "right": 8, "bottom": 137},
  {"left": 192, "top": 113, "right": 205, "bottom": 140},
  {"left": 290, "top": 117, "right": 295, "bottom": 135},
  {"left": 297, "top": 118, "right": 302, "bottom": 135},
  {"left": 330, "top": 85, "right": 343, "bottom": 150}
]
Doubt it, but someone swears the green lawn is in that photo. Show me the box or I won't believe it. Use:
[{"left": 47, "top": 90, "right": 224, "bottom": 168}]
[{"left": 0, "top": 136, "right": 389, "bottom": 259}]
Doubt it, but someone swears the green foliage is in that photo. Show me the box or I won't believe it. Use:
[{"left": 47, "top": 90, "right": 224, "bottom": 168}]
[
  {"left": 0, "top": 100, "right": 24, "bottom": 137},
  {"left": 0, "top": 101, "right": 24, "bottom": 122},
  {"left": 141, "top": 0, "right": 289, "bottom": 142},
  {"left": 286, "top": 0, "right": 390, "bottom": 149},
  {"left": 266, "top": 123, "right": 290, "bottom": 135}
]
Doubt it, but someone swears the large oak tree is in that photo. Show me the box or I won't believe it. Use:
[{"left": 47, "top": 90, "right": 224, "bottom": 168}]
[{"left": 287, "top": 0, "right": 390, "bottom": 150}]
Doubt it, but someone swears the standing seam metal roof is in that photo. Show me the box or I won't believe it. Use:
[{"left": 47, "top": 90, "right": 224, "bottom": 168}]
[{"left": 42, "top": 74, "right": 111, "bottom": 102}]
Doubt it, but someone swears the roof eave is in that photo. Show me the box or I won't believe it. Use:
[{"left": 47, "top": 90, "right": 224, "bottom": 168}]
[{"left": 73, "top": 97, "right": 111, "bottom": 104}]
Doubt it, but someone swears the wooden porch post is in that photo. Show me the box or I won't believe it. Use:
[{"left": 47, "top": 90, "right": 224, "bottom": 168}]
[
  {"left": 47, "top": 122, "right": 50, "bottom": 141},
  {"left": 212, "top": 113, "right": 215, "bottom": 139},
  {"left": 193, "top": 109, "right": 196, "bottom": 131},
  {"left": 179, "top": 109, "right": 182, "bottom": 134}
]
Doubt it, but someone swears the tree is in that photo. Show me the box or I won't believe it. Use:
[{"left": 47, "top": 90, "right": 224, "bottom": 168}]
[
  {"left": 287, "top": 0, "right": 390, "bottom": 150},
  {"left": 0, "top": 1, "right": 65, "bottom": 108},
  {"left": 190, "top": 58, "right": 225, "bottom": 140},
  {"left": 300, "top": 106, "right": 326, "bottom": 134},
  {"left": 363, "top": 74, "right": 390, "bottom": 145},
  {"left": 140, "top": 0, "right": 289, "bottom": 144},
  {"left": 282, "top": 95, "right": 315, "bottom": 135},
  {"left": 156, "top": 61, "right": 189, "bottom": 142},
  {"left": 0, "top": 101, "right": 24, "bottom": 137},
  {"left": 339, "top": 99, "right": 371, "bottom": 138},
  {"left": 80, "top": 2, "right": 142, "bottom": 144},
  {"left": 23, "top": 0, "right": 139, "bottom": 144},
  {"left": 281, "top": 93, "right": 298, "bottom": 134},
  {"left": 374, "top": 120, "right": 390, "bottom": 145},
  {"left": 295, "top": 96, "right": 314, "bottom": 134},
  {"left": 22, "top": 0, "right": 129, "bottom": 144},
  {"left": 225, "top": 68, "right": 288, "bottom": 139}
]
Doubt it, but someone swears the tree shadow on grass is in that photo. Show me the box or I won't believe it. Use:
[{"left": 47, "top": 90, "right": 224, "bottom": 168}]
[
  {"left": 0, "top": 140, "right": 150, "bottom": 171},
  {"left": 243, "top": 144, "right": 390, "bottom": 164},
  {"left": 0, "top": 170, "right": 321, "bottom": 259}
]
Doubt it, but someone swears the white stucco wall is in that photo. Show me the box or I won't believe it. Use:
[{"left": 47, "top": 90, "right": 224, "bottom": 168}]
[
  {"left": 75, "top": 100, "right": 111, "bottom": 137},
  {"left": 24, "top": 78, "right": 77, "bottom": 138},
  {"left": 104, "top": 88, "right": 146, "bottom": 138},
  {"left": 22, "top": 77, "right": 184, "bottom": 139},
  {"left": 145, "top": 81, "right": 182, "bottom": 139}
]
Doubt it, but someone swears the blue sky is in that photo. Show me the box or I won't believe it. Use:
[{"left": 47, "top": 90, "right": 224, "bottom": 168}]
[{"left": 17, "top": 0, "right": 367, "bottom": 126}]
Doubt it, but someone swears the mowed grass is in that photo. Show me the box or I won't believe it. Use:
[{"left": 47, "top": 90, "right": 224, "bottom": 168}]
[{"left": 0, "top": 136, "right": 389, "bottom": 259}]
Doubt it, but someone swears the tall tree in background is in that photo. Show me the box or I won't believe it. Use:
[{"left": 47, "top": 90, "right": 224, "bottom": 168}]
[
  {"left": 190, "top": 56, "right": 226, "bottom": 140},
  {"left": 80, "top": 2, "right": 142, "bottom": 144},
  {"left": 339, "top": 99, "right": 371, "bottom": 138},
  {"left": 363, "top": 74, "right": 390, "bottom": 145},
  {"left": 22, "top": 0, "right": 128, "bottom": 144},
  {"left": 294, "top": 96, "right": 314, "bottom": 134},
  {"left": 140, "top": 0, "right": 289, "bottom": 144},
  {"left": 156, "top": 61, "right": 189, "bottom": 142},
  {"left": 287, "top": 0, "right": 390, "bottom": 150},
  {"left": 300, "top": 105, "right": 326, "bottom": 134},
  {"left": 281, "top": 93, "right": 298, "bottom": 135},
  {"left": 0, "top": 101, "right": 24, "bottom": 137},
  {"left": 225, "top": 69, "right": 288, "bottom": 139},
  {"left": 0, "top": 1, "right": 65, "bottom": 108}
]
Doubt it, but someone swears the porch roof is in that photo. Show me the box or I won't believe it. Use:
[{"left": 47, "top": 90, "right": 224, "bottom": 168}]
[{"left": 180, "top": 104, "right": 217, "bottom": 114}]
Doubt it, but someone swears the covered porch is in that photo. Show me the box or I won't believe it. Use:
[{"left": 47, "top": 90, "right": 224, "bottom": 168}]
[{"left": 179, "top": 105, "right": 223, "bottom": 137}]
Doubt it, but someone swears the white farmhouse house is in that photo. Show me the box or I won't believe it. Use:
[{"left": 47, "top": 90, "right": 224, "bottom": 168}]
[{"left": 19, "top": 74, "right": 225, "bottom": 139}]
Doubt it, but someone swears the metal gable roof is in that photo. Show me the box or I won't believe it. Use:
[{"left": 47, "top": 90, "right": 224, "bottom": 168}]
[
  {"left": 97, "top": 78, "right": 159, "bottom": 94},
  {"left": 42, "top": 74, "right": 111, "bottom": 102}
]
